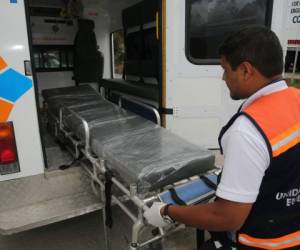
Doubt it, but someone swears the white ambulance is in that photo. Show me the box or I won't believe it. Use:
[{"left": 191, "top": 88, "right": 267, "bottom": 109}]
[{"left": 0, "top": 0, "right": 297, "bottom": 236}]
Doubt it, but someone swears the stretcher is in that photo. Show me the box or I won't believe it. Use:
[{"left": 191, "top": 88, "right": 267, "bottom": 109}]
[{"left": 42, "top": 85, "right": 218, "bottom": 249}]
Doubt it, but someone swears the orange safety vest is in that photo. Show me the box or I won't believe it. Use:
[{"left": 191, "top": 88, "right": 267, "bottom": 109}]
[{"left": 219, "top": 87, "right": 300, "bottom": 250}]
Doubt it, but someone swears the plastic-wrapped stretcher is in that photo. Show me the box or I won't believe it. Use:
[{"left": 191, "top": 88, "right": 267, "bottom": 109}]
[{"left": 42, "top": 85, "right": 218, "bottom": 250}]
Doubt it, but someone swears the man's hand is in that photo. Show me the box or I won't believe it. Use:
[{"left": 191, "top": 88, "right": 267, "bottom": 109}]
[
  {"left": 143, "top": 202, "right": 168, "bottom": 227},
  {"left": 160, "top": 198, "right": 253, "bottom": 231}
]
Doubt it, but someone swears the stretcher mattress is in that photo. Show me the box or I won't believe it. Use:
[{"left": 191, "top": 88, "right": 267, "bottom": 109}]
[
  {"left": 43, "top": 85, "right": 104, "bottom": 117},
  {"left": 42, "top": 85, "right": 215, "bottom": 193}
]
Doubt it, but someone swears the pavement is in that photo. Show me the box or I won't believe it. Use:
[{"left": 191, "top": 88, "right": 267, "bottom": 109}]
[
  {"left": 0, "top": 207, "right": 197, "bottom": 250},
  {"left": 0, "top": 149, "right": 221, "bottom": 250}
]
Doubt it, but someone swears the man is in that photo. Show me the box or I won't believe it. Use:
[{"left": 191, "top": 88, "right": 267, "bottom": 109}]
[{"left": 144, "top": 26, "right": 300, "bottom": 249}]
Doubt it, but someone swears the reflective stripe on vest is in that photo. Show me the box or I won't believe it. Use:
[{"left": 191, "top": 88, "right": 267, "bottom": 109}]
[
  {"left": 239, "top": 231, "right": 300, "bottom": 249},
  {"left": 244, "top": 87, "right": 300, "bottom": 157},
  {"left": 271, "top": 122, "right": 300, "bottom": 157}
]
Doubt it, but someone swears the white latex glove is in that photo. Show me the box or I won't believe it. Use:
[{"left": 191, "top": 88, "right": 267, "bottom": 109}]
[{"left": 143, "top": 202, "right": 168, "bottom": 227}]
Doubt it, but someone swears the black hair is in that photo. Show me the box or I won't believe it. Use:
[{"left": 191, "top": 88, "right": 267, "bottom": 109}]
[{"left": 218, "top": 25, "right": 283, "bottom": 78}]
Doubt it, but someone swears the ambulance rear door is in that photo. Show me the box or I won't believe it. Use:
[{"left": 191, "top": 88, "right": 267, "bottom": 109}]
[{"left": 0, "top": 0, "right": 44, "bottom": 181}]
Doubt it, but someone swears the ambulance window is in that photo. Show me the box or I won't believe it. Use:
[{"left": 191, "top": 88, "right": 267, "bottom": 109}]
[
  {"left": 285, "top": 48, "right": 300, "bottom": 89},
  {"left": 111, "top": 30, "right": 125, "bottom": 79},
  {"left": 186, "top": 0, "right": 273, "bottom": 64},
  {"left": 33, "top": 45, "right": 74, "bottom": 72},
  {"left": 285, "top": 49, "right": 300, "bottom": 74},
  {"left": 43, "top": 50, "right": 60, "bottom": 69}
]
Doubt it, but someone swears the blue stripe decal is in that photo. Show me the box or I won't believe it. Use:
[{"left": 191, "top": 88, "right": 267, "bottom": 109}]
[{"left": 0, "top": 68, "right": 32, "bottom": 102}]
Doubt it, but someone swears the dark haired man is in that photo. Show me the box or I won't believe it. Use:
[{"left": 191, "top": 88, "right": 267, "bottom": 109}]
[{"left": 144, "top": 26, "right": 300, "bottom": 249}]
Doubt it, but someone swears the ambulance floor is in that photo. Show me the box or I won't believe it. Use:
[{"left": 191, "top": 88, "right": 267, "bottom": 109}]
[{"left": 42, "top": 122, "right": 73, "bottom": 171}]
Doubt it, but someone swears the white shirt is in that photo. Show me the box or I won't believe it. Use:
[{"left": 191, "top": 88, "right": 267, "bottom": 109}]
[{"left": 216, "top": 80, "right": 288, "bottom": 203}]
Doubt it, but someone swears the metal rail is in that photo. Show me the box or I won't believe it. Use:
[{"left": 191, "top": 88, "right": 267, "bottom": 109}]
[
  {"left": 59, "top": 106, "right": 91, "bottom": 154},
  {"left": 49, "top": 99, "right": 215, "bottom": 250},
  {"left": 119, "top": 95, "right": 161, "bottom": 125}
]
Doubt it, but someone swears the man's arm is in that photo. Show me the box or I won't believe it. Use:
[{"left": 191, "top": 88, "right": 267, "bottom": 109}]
[
  {"left": 163, "top": 198, "right": 252, "bottom": 231},
  {"left": 144, "top": 117, "right": 268, "bottom": 230}
]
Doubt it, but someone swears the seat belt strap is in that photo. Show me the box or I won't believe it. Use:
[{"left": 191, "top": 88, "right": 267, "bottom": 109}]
[
  {"left": 169, "top": 187, "right": 187, "bottom": 205},
  {"left": 199, "top": 175, "right": 217, "bottom": 190}
]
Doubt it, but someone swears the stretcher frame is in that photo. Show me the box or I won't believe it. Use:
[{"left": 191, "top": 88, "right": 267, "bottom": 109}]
[{"left": 44, "top": 94, "right": 216, "bottom": 250}]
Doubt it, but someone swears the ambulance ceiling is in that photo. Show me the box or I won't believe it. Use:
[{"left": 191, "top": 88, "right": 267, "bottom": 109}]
[
  {"left": 28, "top": 0, "right": 141, "bottom": 26},
  {"left": 28, "top": 0, "right": 139, "bottom": 8},
  {"left": 28, "top": 0, "right": 65, "bottom": 8}
]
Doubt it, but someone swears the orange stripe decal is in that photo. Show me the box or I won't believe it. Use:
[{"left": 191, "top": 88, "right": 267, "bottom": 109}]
[
  {"left": 0, "top": 56, "right": 7, "bottom": 71},
  {"left": 0, "top": 99, "right": 13, "bottom": 122}
]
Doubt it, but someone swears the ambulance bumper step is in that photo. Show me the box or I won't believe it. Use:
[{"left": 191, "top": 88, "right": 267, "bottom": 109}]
[{"left": 0, "top": 167, "right": 103, "bottom": 235}]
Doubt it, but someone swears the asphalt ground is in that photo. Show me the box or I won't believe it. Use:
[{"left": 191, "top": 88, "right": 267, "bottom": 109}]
[
  {"left": 0, "top": 207, "right": 198, "bottom": 250},
  {"left": 0, "top": 148, "right": 221, "bottom": 250}
]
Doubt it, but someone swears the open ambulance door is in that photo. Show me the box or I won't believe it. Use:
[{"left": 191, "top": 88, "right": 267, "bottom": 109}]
[
  {"left": 0, "top": 0, "right": 45, "bottom": 181},
  {"left": 162, "top": 0, "right": 276, "bottom": 148}
]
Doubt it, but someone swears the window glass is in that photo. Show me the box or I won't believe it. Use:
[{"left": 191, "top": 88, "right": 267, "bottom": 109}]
[
  {"left": 61, "top": 52, "right": 67, "bottom": 68},
  {"left": 33, "top": 46, "right": 74, "bottom": 72},
  {"left": 186, "top": 0, "right": 271, "bottom": 64},
  {"left": 143, "top": 28, "right": 158, "bottom": 60},
  {"left": 285, "top": 50, "right": 300, "bottom": 73},
  {"left": 126, "top": 32, "right": 141, "bottom": 60},
  {"left": 33, "top": 52, "right": 41, "bottom": 69},
  {"left": 43, "top": 51, "right": 60, "bottom": 69},
  {"left": 285, "top": 48, "right": 300, "bottom": 89},
  {"left": 112, "top": 30, "right": 125, "bottom": 78},
  {"left": 68, "top": 50, "right": 74, "bottom": 68}
]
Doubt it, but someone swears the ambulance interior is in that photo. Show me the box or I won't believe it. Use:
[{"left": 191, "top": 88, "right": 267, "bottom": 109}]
[
  {"left": 28, "top": 0, "right": 282, "bottom": 172},
  {"left": 27, "top": 0, "right": 218, "bottom": 214},
  {"left": 28, "top": 0, "right": 162, "bottom": 171}
]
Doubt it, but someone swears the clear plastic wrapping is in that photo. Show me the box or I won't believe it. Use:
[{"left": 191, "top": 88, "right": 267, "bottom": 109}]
[
  {"left": 44, "top": 86, "right": 215, "bottom": 193},
  {"left": 62, "top": 102, "right": 138, "bottom": 141},
  {"left": 92, "top": 126, "right": 215, "bottom": 193},
  {"left": 43, "top": 85, "right": 103, "bottom": 116}
]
